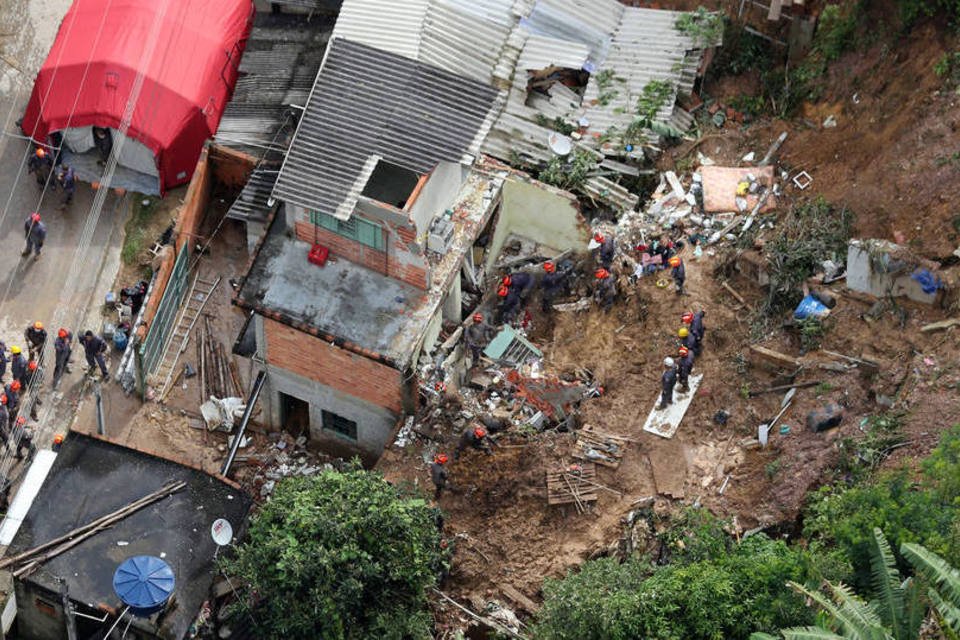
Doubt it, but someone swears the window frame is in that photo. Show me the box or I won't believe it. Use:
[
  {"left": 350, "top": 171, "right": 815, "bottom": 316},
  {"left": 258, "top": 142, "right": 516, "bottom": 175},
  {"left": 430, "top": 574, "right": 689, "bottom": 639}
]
[
  {"left": 311, "top": 212, "right": 384, "bottom": 251},
  {"left": 321, "top": 410, "right": 358, "bottom": 441}
]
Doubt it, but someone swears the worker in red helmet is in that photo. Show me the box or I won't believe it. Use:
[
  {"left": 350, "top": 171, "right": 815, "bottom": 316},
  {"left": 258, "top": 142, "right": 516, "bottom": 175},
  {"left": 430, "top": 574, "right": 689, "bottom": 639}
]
[
  {"left": 690, "top": 309, "right": 706, "bottom": 356},
  {"left": 464, "top": 312, "right": 495, "bottom": 365},
  {"left": 677, "top": 345, "right": 695, "bottom": 393},
  {"left": 681, "top": 311, "right": 694, "bottom": 325},
  {"left": 53, "top": 328, "right": 74, "bottom": 389},
  {"left": 21, "top": 360, "right": 42, "bottom": 419},
  {"left": 593, "top": 232, "right": 616, "bottom": 270},
  {"left": 13, "top": 416, "right": 34, "bottom": 461},
  {"left": 540, "top": 260, "right": 568, "bottom": 313},
  {"left": 27, "top": 147, "right": 52, "bottom": 187},
  {"left": 455, "top": 425, "right": 495, "bottom": 459},
  {"left": 3, "top": 380, "right": 20, "bottom": 422},
  {"left": 593, "top": 267, "right": 617, "bottom": 312},
  {"left": 498, "top": 271, "right": 532, "bottom": 324},
  {"left": 0, "top": 395, "right": 9, "bottom": 446},
  {"left": 430, "top": 453, "right": 450, "bottom": 499},
  {"left": 22, "top": 212, "right": 46, "bottom": 259},
  {"left": 669, "top": 255, "right": 685, "bottom": 295}
]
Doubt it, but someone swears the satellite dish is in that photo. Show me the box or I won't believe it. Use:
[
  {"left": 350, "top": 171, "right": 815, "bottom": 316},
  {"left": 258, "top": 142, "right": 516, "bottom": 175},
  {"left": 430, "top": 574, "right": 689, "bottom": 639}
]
[
  {"left": 547, "top": 132, "right": 572, "bottom": 156},
  {"left": 211, "top": 518, "right": 233, "bottom": 546}
]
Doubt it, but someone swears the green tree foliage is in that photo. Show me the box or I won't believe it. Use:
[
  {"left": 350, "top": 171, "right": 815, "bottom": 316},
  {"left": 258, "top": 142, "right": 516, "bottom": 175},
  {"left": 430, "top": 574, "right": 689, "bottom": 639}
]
[
  {"left": 535, "top": 532, "right": 820, "bottom": 640},
  {"left": 901, "top": 543, "right": 960, "bottom": 633},
  {"left": 804, "top": 426, "right": 960, "bottom": 591},
  {"left": 221, "top": 470, "right": 445, "bottom": 640}
]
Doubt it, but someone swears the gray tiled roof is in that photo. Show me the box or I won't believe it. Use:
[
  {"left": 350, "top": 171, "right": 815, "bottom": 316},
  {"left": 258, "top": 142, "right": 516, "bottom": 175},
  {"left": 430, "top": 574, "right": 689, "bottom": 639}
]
[{"left": 271, "top": 38, "right": 501, "bottom": 217}]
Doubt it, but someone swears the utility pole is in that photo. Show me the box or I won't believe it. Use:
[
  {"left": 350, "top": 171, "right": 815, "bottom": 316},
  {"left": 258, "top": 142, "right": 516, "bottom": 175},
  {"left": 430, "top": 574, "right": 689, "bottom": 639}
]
[{"left": 58, "top": 577, "right": 78, "bottom": 640}]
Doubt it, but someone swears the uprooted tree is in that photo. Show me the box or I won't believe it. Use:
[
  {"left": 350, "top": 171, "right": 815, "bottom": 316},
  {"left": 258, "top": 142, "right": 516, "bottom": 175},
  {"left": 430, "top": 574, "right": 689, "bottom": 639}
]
[{"left": 220, "top": 468, "right": 446, "bottom": 640}]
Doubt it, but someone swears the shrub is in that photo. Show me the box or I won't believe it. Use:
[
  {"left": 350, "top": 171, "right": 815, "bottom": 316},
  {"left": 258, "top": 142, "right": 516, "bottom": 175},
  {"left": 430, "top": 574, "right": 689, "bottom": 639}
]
[
  {"left": 221, "top": 469, "right": 445, "bottom": 640},
  {"left": 535, "top": 533, "right": 823, "bottom": 640}
]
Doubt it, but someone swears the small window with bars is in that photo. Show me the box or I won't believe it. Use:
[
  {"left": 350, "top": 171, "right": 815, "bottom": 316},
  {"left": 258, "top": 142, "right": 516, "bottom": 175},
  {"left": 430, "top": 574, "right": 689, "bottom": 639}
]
[
  {"left": 322, "top": 410, "right": 358, "bottom": 441},
  {"left": 311, "top": 212, "right": 384, "bottom": 251}
]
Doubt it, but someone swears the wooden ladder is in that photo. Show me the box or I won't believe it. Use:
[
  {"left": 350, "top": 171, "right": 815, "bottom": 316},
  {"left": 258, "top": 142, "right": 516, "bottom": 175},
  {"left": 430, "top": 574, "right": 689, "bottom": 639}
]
[{"left": 155, "top": 274, "right": 221, "bottom": 400}]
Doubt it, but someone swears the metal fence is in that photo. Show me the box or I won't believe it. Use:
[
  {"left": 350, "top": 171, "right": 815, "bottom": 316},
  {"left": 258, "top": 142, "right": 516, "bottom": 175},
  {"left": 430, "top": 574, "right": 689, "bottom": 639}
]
[{"left": 139, "top": 243, "right": 190, "bottom": 390}]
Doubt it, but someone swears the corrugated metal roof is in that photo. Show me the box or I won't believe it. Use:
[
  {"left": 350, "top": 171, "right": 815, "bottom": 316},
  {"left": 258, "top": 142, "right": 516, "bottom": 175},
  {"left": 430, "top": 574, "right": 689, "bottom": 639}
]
[
  {"left": 227, "top": 164, "right": 280, "bottom": 223},
  {"left": 215, "top": 12, "right": 331, "bottom": 155},
  {"left": 330, "top": 0, "right": 431, "bottom": 61},
  {"left": 271, "top": 38, "right": 501, "bottom": 217},
  {"left": 521, "top": 0, "right": 622, "bottom": 69},
  {"left": 517, "top": 34, "right": 590, "bottom": 70}
]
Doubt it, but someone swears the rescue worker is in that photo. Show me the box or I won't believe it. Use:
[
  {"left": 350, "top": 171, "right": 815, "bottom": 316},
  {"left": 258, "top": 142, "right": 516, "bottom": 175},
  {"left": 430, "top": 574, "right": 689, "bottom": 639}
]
[
  {"left": 430, "top": 453, "right": 449, "bottom": 499},
  {"left": 93, "top": 127, "right": 112, "bottom": 165},
  {"left": 4, "top": 380, "right": 20, "bottom": 422},
  {"left": 24, "top": 321, "right": 47, "bottom": 361},
  {"left": 0, "top": 396, "right": 9, "bottom": 447},
  {"left": 13, "top": 416, "right": 34, "bottom": 460},
  {"left": 669, "top": 255, "right": 686, "bottom": 295},
  {"left": 0, "top": 342, "right": 8, "bottom": 382},
  {"left": 540, "top": 261, "right": 566, "bottom": 312},
  {"left": 80, "top": 330, "right": 109, "bottom": 381},
  {"left": 498, "top": 283, "right": 522, "bottom": 324},
  {"left": 593, "top": 268, "right": 616, "bottom": 312},
  {"left": 21, "top": 361, "right": 41, "bottom": 419},
  {"left": 691, "top": 309, "right": 706, "bottom": 355},
  {"left": 53, "top": 328, "right": 73, "bottom": 389},
  {"left": 57, "top": 163, "right": 76, "bottom": 208},
  {"left": 455, "top": 425, "right": 495, "bottom": 459},
  {"left": 658, "top": 357, "right": 677, "bottom": 410},
  {"left": 677, "top": 345, "right": 695, "bottom": 393},
  {"left": 22, "top": 212, "right": 46, "bottom": 258},
  {"left": 505, "top": 272, "right": 534, "bottom": 300},
  {"left": 464, "top": 312, "right": 495, "bottom": 365},
  {"left": 678, "top": 327, "right": 697, "bottom": 354},
  {"left": 27, "top": 147, "right": 52, "bottom": 187},
  {"left": 594, "top": 232, "right": 616, "bottom": 270},
  {"left": 9, "top": 347, "right": 26, "bottom": 386}
]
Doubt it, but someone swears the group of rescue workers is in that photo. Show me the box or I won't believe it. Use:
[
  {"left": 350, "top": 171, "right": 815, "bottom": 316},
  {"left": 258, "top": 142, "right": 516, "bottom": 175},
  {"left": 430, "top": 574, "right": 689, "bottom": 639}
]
[
  {"left": 432, "top": 229, "right": 700, "bottom": 498},
  {"left": 27, "top": 147, "right": 77, "bottom": 210}
]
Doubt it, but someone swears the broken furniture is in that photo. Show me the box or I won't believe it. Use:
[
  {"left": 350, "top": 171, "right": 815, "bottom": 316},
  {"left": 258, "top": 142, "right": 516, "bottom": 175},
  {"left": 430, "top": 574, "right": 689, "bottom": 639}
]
[{"left": 546, "top": 463, "right": 598, "bottom": 513}]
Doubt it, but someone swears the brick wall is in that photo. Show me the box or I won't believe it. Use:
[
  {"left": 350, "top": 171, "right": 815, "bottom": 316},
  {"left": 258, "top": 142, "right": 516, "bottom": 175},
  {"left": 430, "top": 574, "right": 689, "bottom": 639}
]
[
  {"left": 294, "top": 220, "right": 428, "bottom": 289},
  {"left": 263, "top": 318, "right": 403, "bottom": 413}
]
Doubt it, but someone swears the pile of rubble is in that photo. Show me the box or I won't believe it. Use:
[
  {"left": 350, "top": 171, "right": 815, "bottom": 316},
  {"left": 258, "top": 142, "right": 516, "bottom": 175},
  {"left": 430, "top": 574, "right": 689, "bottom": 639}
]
[{"left": 234, "top": 432, "right": 337, "bottom": 499}]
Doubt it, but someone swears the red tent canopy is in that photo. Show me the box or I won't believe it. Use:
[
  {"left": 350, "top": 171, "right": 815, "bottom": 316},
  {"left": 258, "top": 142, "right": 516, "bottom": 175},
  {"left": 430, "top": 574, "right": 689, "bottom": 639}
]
[{"left": 21, "top": 0, "right": 253, "bottom": 194}]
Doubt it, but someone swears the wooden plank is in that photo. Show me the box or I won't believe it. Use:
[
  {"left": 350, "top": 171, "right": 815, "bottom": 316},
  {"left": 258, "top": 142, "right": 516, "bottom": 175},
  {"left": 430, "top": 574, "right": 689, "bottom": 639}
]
[
  {"left": 722, "top": 281, "right": 747, "bottom": 305},
  {"left": 749, "top": 344, "right": 801, "bottom": 370},
  {"left": 768, "top": 0, "right": 783, "bottom": 20},
  {"left": 501, "top": 584, "right": 541, "bottom": 613},
  {"left": 920, "top": 318, "right": 960, "bottom": 333}
]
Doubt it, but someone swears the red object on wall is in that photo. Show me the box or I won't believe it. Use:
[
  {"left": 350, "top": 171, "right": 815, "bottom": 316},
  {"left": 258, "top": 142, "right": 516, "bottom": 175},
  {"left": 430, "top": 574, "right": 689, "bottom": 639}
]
[
  {"left": 308, "top": 244, "right": 329, "bottom": 267},
  {"left": 19, "top": 0, "right": 253, "bottom": 195}
]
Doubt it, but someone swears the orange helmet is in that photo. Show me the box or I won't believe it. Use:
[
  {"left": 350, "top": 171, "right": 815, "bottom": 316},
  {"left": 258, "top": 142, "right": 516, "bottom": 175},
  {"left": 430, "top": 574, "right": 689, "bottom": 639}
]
[
  {"left": 53, "top": 434, "right": 64, "bottom": 445},
  {"left": 497, "top": 286, "right": 509, "bottom": 297},
  {"left": 28, "top": 361, "right": 37, "bottom": 371},
  {"left": 35, "top": 147, "right": 45, "bottom": 158},
  {"left": 473, "top": 427, "right": 487, "bottom": 439},
  {"left": 0, "top": 394, "right": 6, "bottom": 405},
  {"left": 595, "top": 268, "right": 609, "bottom": 280},
  {"left": 16, "top": 416, "right": 25, "bottom": 426},
  {"left": 10, "top": 381, "right": 20, "bottom": 392},
  {"left": 31, "top": 212, "right": 41, "bottom": 223},
  {"left": 434, "top": 453, "right": 449, "bottom": 465},
  {"left": 669, "top": 256, "right": 681, "bottom": 268},
  {"left": 678, "top": 346, "right": 690, "bottom": 357},
  {"left": 681, "top": 312, "right": 694, "bottom": 324},
  {"left": 472, "top": 312, "right": 483, "bottom": 323},
  {"left": 33, "top": 321, "right": 43, "bottom": 331},
  {"left": 594, "top": 232, "right": 604, "bottom": 243},
  {"left": 502, "top": 275, "right": 512, "bottom": 287},
  {"left": 543, "top": 261, "right": 555, "bottom": 273},
  {"left": 58, "top": 328, "right": 68, "bottom": 338}
]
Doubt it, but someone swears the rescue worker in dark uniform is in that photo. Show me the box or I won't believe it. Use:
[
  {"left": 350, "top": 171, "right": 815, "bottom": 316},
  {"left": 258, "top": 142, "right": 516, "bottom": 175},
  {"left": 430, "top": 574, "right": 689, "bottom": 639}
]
[
  {"left": 24, "top": 321, "right": 47, "bottom": 361},
  {"left": 4, "top": 381, "right": 20, "bottom": 424},
  {"left": 540, "top": 261, "right": 566, "bottom": 312},
  {"left": 678, "top": 327, "right": 697, "bottom": 355},
  {"left": 657, "top": 357, "right": 677, "bottom": 410},
  {"left": 22, "top": 212, "right": 46, "bottom": 258},
  {"left": 669, "top": 256, "right": 686, "bottom": 295},
  {"left": 53, "top": 328, "right": 73, "bottom": 389},
  {"left": 593, "top": 268, "right": 617, "bottom": 312},
  {"left": 27, "top": 147, "right": 52, "bottom": 187},
  {"left": 430, "top": 453, "right": 449, "bottom": 499},
  {"left": 21, "top": 361, "right": 42, "bottom": 419},
  {"left": 677, "top": 346, "right": 695, "bottom": 393},
  {"left": 594, "top": 232, "right": 616, "bottom": 270},
  {"left": 0, "top": 396, "right": 9, "bottom": 447},
  {"left": 9, "top": 347, "right": 27, "bottom": 387},
  {"left": 80, "top": 331, "right": 109, "bottom": 381},
  {"left": 464, "top": 313, "right": 495, "bottom": 364},
  {"left": 455, "top": 425, "right": 495, "bottom": 459},
  {"left": 691, "top": 309, "right": 706, "bottom": 356},
  {"left": 13, "top": 416, "right": 34, "bottom": 460}
]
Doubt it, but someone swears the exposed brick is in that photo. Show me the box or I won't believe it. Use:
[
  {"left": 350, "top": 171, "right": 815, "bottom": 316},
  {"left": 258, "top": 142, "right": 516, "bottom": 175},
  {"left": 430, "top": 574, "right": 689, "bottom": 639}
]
[{"left": 264, "top": 318, "right": 403, "bottom": 413}]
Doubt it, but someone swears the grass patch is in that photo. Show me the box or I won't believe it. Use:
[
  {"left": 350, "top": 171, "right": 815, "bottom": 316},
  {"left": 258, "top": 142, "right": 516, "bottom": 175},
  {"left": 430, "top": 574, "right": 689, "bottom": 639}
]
[{"left": 121, "top": 195, "right": 160, "bottom": 266}]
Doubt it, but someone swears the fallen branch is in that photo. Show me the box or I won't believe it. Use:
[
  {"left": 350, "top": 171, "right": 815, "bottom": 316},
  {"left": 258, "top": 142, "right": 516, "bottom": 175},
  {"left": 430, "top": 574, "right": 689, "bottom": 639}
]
[
  {"left": 748, "top": 380, "right": 820, "bottom": 397},
  {"left": 920, "top": 318, "right": 960, "bottom": 333},
  {"left": 721, "top": 281, "right": 747, "bottom": 306},
  {"left": 433, "top": 589, "right": 528, "bottom": 640}
]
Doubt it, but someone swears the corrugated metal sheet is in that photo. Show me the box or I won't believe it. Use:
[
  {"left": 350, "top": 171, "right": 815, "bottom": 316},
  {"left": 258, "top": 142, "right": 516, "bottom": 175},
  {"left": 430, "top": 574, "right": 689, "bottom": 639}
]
[
  {"left": 517, "top": 34, "right": 589, "bottom": 70},
  {"left": 330, "top": 0, "right": 430, "bottom": 60},
  {"left": 227, "top": 164, "right": 280, "bottom": 223},
  {"left": 272, "top": 38, "right": 501, "bottom": 217},
  {"left": 521, "top": 0, "right": 622, "bottom": 68}
]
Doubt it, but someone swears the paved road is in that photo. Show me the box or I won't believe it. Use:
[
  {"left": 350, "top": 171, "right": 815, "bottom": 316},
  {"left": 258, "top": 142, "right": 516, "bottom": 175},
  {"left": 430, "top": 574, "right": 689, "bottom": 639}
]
[{"left": 0, "top": 0, "right": 126, "bottom": 471}]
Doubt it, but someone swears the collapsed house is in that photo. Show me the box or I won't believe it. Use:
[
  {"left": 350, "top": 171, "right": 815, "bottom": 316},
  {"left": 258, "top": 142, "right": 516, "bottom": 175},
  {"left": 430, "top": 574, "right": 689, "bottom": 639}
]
[{"left": 1, "top": 433, "right": 250, "bottom": 640}]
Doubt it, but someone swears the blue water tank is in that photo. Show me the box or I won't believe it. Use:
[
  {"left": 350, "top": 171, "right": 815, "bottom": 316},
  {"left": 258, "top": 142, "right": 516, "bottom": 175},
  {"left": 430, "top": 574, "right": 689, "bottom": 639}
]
[{"left": 113, "top": 556, "right": 175, "bottom": 617}]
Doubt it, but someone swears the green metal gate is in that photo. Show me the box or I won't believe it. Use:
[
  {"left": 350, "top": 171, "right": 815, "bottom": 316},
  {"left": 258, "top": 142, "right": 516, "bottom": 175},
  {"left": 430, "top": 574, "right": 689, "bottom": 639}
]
[{"left": 138, "top": 243, "right": 190, "bottom": 392}]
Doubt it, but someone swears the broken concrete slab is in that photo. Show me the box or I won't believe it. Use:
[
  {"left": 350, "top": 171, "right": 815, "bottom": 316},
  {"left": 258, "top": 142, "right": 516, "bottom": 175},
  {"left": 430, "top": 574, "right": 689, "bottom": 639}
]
[
  {"left": 700, "top": 166, "right": 777, "bottom": 214},
  {"left": 642, "top": 373, "right": 703, "bottom": 439},
  {"left": 847, "top": 239, "right": 942, "bottom": 304}
]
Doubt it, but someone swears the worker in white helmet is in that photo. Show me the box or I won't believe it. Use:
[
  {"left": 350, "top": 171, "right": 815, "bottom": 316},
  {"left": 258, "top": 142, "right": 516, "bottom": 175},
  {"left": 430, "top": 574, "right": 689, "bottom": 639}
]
[{"left": 658, "top": 357, "right": 677, "bottom": 410}]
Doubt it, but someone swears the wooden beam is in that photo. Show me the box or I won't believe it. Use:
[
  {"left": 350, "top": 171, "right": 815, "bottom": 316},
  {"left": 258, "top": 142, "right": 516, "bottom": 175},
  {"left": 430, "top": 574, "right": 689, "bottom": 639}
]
[
  {"left": 749, "top": 345, "right": 801, "bottom": 370},
  {"left": 920, "top": 318, "right": 960, "bottom": 333}
]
